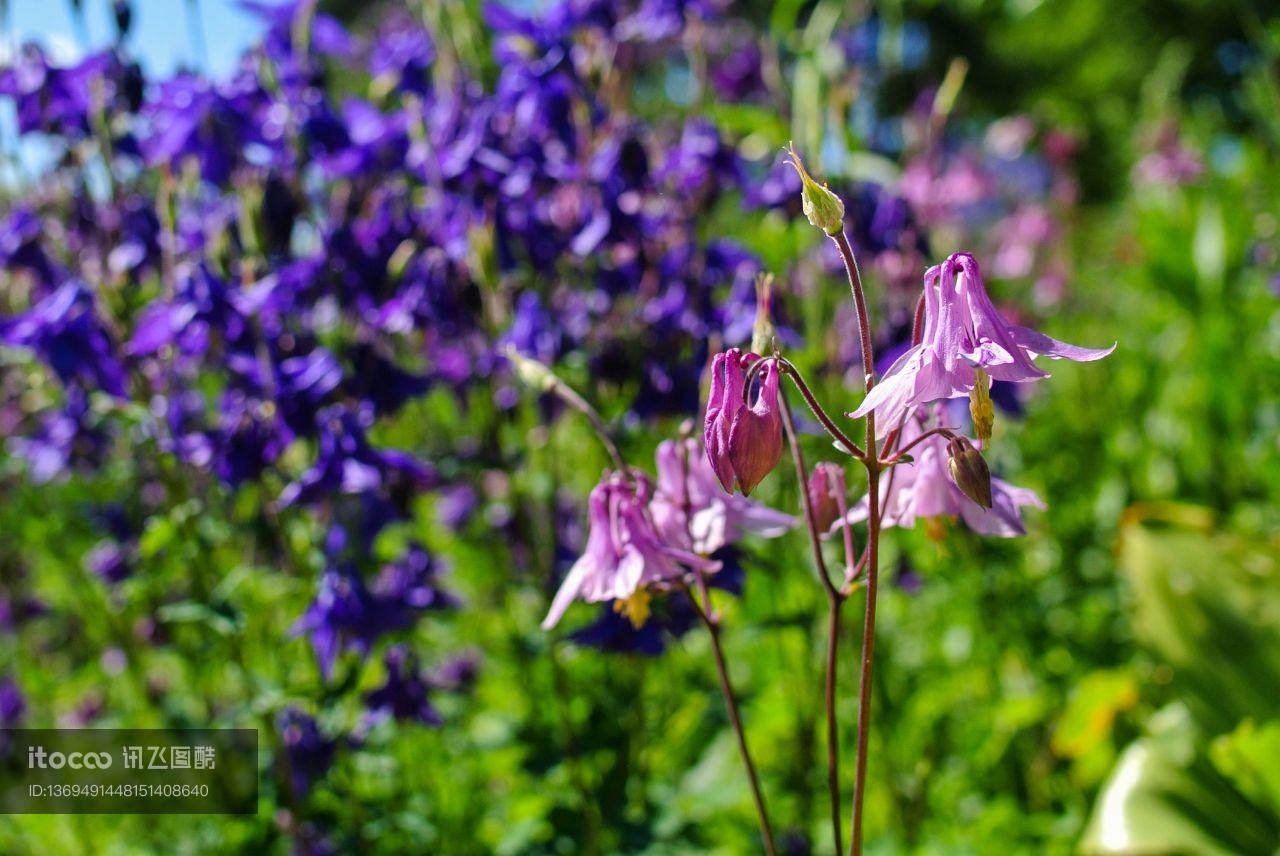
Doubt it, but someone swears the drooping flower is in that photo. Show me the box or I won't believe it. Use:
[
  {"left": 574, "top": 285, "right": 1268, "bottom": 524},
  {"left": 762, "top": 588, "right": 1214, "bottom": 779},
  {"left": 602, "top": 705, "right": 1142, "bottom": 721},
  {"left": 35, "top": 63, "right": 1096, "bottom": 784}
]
[
  {"left": 650, "top": 438, "right": 794, "bottom": 556},
  {"left": 840, "top": 409, "right": 1045, "bottom": 537},
  {"left": 542, "top": 471, "right": 720, "bottom": 631},
  {"left": 852, "top": 252, "right": 1114, "bottom": 427},
  {"left": 703, "top": 349, "right": 784, "bottom": 496}
]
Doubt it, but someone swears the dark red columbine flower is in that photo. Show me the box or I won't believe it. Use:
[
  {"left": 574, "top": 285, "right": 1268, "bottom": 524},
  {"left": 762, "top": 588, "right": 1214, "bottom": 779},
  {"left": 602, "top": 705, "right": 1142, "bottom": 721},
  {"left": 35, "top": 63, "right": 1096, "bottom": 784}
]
[{"left": 703, "top": 349, "right": 784, "bottom": 497}]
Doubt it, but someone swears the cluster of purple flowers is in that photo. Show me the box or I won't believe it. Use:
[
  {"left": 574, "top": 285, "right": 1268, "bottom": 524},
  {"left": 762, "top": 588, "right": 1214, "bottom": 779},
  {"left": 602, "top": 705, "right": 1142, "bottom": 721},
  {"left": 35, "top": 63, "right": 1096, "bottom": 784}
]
[{"left": 0, "top": 0, "right": 1106, "bottom": 820}]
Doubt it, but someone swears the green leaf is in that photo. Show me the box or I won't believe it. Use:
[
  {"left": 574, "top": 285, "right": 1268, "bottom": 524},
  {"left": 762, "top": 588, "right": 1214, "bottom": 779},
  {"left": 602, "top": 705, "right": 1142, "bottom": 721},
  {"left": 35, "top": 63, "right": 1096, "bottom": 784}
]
[
  {"left": 1210, "top": 720, "right": 1280, "bottom": 817},
  {"left": 1116, "top": 503, "right": 1280, "bottom": 734},
  {"left": 1080, "top": 705, "right": 1279, "bottom": 855}
]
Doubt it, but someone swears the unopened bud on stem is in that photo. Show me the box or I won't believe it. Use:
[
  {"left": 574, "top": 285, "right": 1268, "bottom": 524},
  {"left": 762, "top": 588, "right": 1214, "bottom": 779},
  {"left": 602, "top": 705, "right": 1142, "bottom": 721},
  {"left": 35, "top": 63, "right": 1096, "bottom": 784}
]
[
  {"left": 947, "top": 436, "right": 992, "bottom": 509},
  {"left": 785, "top": 143, "right": 845, "bottom": 236}
]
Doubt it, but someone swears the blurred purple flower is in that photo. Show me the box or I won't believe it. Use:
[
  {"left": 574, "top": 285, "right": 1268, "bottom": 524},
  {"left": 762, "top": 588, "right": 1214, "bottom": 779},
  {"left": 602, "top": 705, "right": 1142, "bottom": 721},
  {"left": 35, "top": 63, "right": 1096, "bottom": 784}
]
[
  {"left": 650, "top": 438, "right": 794, "bottom": 556},
  {"left": 363, "top": 645, "right": 442, "bottom": 727},
  {"left": 0, "top": 677, "right": 25, "bottom": 727},
  {"left": 292, "top": 533, "right": 454, "bottom": 678},
  {"left": 85, "top": 541, "right": 132, "bottom": 585},
  {"left": 279, "top": 406, "right": 435, "bottom": 508},
  {"left": 2, "top": 282, "right": 127, "bottom": 397},
  {"left": 277, "top": 706, "right": 338, "bottom": 798}
]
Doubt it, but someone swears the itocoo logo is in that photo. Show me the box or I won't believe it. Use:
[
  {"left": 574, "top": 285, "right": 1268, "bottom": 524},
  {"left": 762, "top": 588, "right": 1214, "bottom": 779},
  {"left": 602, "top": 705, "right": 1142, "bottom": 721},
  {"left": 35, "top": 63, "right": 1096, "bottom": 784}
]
[{"left": 27, "top": 746, "right": 113, "bottom": 769}]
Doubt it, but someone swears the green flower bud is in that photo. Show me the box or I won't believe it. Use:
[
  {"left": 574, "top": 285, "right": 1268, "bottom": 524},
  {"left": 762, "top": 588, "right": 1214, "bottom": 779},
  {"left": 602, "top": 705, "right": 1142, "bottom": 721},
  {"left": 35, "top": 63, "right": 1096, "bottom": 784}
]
[
  {"left": 947, "top": 436, "right": 992, "bottom": 509},
  {"left": 785, "top": 143, "right": 845, "bottom": 236},
  {"left": 970, "top": 367, "right": 994, "bottom": 442},
  {"left": 502, "top": 346, "right": 557, "bottom": 393}
]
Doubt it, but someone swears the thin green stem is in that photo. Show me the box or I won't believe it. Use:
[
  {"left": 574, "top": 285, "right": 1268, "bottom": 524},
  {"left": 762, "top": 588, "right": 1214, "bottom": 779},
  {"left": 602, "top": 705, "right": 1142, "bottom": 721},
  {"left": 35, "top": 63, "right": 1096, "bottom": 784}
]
[{"left": 775, "top": 358, "right": 867, "bottom": 461}]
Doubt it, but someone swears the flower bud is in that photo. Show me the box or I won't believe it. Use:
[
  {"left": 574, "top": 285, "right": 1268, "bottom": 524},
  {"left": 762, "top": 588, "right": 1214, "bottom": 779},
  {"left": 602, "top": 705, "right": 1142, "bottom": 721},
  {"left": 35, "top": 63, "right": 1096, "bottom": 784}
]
[
  {"left": 808, "top": 462, "right": 844, "bottom": 533},
  {"left": 703, "top": 350, "right": 784, "bottom": 496},
  {"left": 785, "top": 143, "right": 845, "bottom": 236},
  {"left": 947, "top": 436, "right": 992, "bottom": 509},
  {"left": 969, "top": 367, "right": 994, "bottom": 442},
  {"left": 502, "top": 346, "right": 557, "bottom": 392}
]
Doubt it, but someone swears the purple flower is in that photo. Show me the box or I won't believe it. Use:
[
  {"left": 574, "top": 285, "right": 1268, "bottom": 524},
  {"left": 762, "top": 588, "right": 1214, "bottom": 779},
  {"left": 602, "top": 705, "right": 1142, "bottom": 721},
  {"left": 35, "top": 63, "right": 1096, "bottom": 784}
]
[
  {"left": 542, "top": 471, "right": 719, "bottom": 630},
  {"left": 292, "top": 532, "right": 454, "bottom": 678},
  {"left": 279, "top": 406, "right": 435, "bottom": 509},
  {"left": 840, "top": 409, "right": 1045, "bottom": 537},
  {"left": 0, "top": 207, "right": 58, "bottom": 287},
  {"left": 0, "top": 676, "right": 25, "bottom": 727},
  {"left": 85, "top": 541, "right": 132, "bottom": 584},
  {"left": 363, "top": 645, "right": 442, "bottom": 728},
  {"left": 369, "top": 544, "right": 459, "bottom": 627},
  {"left": 277, "top": 707, "right": 338, "bottom": 798},
  {"left": 8, "top": 389, "right": 111, "bottom": 482},
  {"left": 703, "top": 349, "right": 784, "bottom": 496},
  {"left": 140, "top": 73, "right": 252, "bottom": 185},
  {"left": 852, "top": 253, "right": 1114, "bottom": 426},
  {"left": 650, "top": 438, "right": 794, "bottom": 556},
  {"left": 2, "top": 281, "right": 127, "bottom": 397}
]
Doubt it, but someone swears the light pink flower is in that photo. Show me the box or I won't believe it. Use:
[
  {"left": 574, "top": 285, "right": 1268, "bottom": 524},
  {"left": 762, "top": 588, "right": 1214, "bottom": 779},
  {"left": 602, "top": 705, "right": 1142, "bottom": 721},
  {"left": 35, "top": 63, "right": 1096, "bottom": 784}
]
[
  {"left": 838, "top": 410, "right": 1045, "bottom": 537},
  {"left": 851, "top": 252, "right": 1115, "bottom": 427},
  {"left": 650, "top": 438, "right": 794, "bottom": 556},
  {"left": 542, "top": 471, "right": 719, "bottom": 630}
]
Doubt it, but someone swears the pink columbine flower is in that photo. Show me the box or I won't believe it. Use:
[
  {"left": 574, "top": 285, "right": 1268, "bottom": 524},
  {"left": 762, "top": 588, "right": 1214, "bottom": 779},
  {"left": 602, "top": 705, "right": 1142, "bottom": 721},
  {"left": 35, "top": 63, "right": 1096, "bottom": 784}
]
[
  {"left": 852, "top": 252, "right": 1114, "bottom": 427},
  {"left": 650, "top": 438, "right": 795, "bottom": 556},
  {"left": 838, "top": 409, "right": 1045, "bottom": 537},
  {"left": 542, "top": 471, "right": 719, "bottom": 630},
  {"left": 703, "top": 349, "right": 784, "bottom": 496}
]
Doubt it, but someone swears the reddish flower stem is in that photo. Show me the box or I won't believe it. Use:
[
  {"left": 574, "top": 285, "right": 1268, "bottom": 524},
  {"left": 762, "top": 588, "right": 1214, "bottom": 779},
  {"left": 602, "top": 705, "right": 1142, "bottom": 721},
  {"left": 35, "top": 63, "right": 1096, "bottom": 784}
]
[{"left": 831, "top": 228, "right": 881, "bottom": 856}]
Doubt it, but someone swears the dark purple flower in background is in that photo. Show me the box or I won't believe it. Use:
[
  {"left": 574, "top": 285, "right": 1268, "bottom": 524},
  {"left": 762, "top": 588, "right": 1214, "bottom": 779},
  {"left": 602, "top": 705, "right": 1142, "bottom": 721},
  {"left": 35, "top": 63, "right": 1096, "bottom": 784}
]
[
  {"left": 128, "top": 262, "right": 250, "bottom": 359},
  {"left": 363, "top": 645, "right": 442, "bottom": 727},
  {"left": 277, "top": 706, "right": 338, "bottom": 798},
  {"left": 0, "top": 677, "right": 25, "bottom": 727},
  {"left": 279, "top": 406, "right": 435, "bottom": 509},
  {"left": 2, "top": 282, "right": 126, "bottom": 397},
  {"left": 369, "top": 544, "right": 459, "bottom": 629},
  {"left": 141, "top": 73, "right": 254, "bottom": 185},
  {"left": 8, "top": 389, "right": 112, "bottom": 482},
  {"left": 0, "top": 207, "right": 59, "bottom": 288},
  {"left": 292, "top": 530, "right": 455, "bottom": 678},
  {"left": 85, "top": 541, "right": 132, "bottom": 584}
]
